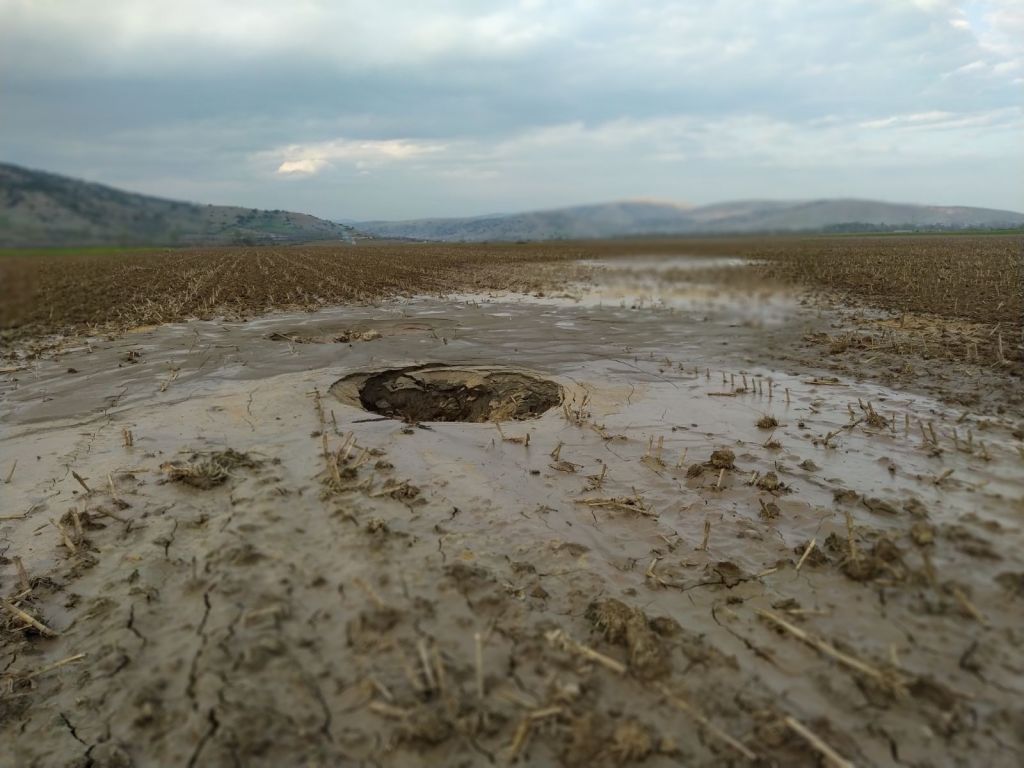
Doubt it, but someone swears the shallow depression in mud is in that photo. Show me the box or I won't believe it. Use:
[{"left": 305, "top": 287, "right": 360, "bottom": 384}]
[{"left": 333, "top": 364, "right": 563, "bottom": 423}]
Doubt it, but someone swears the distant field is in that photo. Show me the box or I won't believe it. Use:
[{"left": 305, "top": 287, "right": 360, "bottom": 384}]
[
  {"left": 0, "top": 245, "right": 168, "bottom": 259},
  {"left": 1, "top": 235, "right": 1019, "bottom": 343},
  {"left": 0, "top": 241, "right": 583, "bottom": 340},
  {"left": 752, "top": 235, "right": 1022, "bottom": 325}
]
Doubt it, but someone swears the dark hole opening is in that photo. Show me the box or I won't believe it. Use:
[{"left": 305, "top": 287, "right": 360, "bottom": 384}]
[{"left": 356, "top": 366, "right": 562, "bottom": 423}]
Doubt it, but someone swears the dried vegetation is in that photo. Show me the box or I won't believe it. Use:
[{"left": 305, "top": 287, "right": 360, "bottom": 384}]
[
  {"left": 0, "top": 241, "right": 586, "bottom": 343},
  {"left": 754, "top": 235, "right": 1022, "bottom": 368},
  {"left": 754, "top": 235, "right": 1020, "bottom": 325}
]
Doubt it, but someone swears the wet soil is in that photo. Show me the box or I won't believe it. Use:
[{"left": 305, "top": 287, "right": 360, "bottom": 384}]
[{"left": 1, "top": 255, "right": 1022, "bottom": 767}]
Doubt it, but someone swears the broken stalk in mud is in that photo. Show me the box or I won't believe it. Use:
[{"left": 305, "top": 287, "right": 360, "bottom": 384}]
[
  {"left": 784, "top": 716, "right": 854, "bottom": 768},
  {"left": 756, "top": 609, "right": 906, "bottom": 695},
  {"left": 1, "top": 598, "right": 59, "bottom": 637}
]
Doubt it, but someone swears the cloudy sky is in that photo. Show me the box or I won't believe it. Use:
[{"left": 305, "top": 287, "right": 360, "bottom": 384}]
[{"left": 1, "top": 0, "right": 1021, "bottom": 219}]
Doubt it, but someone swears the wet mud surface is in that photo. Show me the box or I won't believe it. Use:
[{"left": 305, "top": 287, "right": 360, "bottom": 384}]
[{"left": 2, "top": 256, "right": 1023, "bottom": 767}]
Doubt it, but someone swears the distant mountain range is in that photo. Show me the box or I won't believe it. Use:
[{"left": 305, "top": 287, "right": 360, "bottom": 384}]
[
  {"left": 4, "top": 162, "right": 1021, "bottom": 248},
  {"left": 0, "top": 163, "right": 356, "bottom": 247},
  {"left": 355, "top": 199, "right": 1024, "bottom": 241}
]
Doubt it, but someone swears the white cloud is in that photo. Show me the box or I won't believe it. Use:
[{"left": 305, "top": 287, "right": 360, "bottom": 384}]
[
  {"left": 263, "top": 106, "right": 1024, "bottom": 182},
  {"left": 951, "top": 59, "right": 988, "bottom": 74},
  {"left": 4, "top": 0, "right": 1021, "bottom": 100},
  {"left": 276, "top": 158, "right": 323, "bottom": 176},
  {"left": 268, "top": 138, "right": 446, "bottom": 176},
  {"left": 0, "top": 0, "right": 566, "bottom": 75}
]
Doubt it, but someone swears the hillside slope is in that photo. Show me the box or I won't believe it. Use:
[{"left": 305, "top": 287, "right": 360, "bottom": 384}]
[
  {"left": 0, "top": 163, "right": 355, "bottom": 247},
  {"left": 356, "top": 198, "right": 1024, "bottom": 241}
]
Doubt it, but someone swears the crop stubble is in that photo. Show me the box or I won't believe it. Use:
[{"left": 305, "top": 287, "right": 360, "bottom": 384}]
[{"left": 2, "top": 234, "right": 1019, "bottom": 337}]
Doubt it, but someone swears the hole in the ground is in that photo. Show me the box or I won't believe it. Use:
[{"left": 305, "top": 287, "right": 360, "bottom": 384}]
[{"left": 335, "top": 365, "right": 562, "bottom": 423}]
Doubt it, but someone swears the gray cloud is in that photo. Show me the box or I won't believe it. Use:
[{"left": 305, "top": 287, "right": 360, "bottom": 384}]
[{"left": 1, "top": 0, "right": 1020, "bottom": 218}]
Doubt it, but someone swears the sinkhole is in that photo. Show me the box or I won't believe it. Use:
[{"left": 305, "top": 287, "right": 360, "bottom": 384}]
[{"left": 331, "top": 364, "right": 563, "bottom": 423}]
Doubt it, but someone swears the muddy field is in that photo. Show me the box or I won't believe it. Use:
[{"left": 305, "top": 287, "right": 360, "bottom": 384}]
[{"left": 2, "top": 240, "right": 1023, "bottom": 767}]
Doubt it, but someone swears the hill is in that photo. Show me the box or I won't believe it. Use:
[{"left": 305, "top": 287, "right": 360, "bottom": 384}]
[
  {"left": 355, "top": 198, "right": 1024, "bottom": 241},
  {"left": 0, "top": 162, "right": 356, "bottom": 247}
]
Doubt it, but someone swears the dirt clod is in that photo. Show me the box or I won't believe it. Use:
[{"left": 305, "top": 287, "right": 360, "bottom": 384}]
[
  {"left": 586, "top": 598, "right": 672, "bottom": 680},
  {"left": 161, "top": 448, "right": 259, "bottom": 489},
  {"left": 756, "top": 471, "right": 788, "bottom": 493},
  {"left": 708, "top": 449, "right": 736, "bottom": 469},
  {"left": 609, "top": 719, "right": 655, "bottom": 763}
]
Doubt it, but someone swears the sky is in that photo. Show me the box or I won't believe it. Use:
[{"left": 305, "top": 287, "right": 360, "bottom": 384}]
[{"left": 1, "top": 0, "right": 1022, "bottom": 220}]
